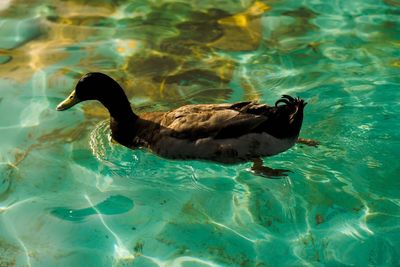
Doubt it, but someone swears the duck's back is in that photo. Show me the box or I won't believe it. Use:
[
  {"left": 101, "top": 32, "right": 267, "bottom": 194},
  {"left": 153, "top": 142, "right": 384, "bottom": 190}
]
[
  {"left": 161, "top": 102, "right": 269, "bottom": 139},
  {"left": 133, "top": 101, "right": 303, "bottom": 163}
]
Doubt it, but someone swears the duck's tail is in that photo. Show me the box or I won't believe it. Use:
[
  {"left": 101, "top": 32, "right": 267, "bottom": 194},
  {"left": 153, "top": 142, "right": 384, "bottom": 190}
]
[
  {"left": 275, "top": 95, "right": 307, "bottom": 138},
  {"left": 275, "top": 95, "right": 307, "bottom": 110},
  {"left": 258, "top": 95, "right": 306, "bottom": 139}
]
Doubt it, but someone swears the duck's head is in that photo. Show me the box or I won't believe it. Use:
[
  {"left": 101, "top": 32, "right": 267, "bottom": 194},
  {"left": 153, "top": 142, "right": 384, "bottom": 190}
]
[{"left": 57, "top": 72, "right": 128, "bottom": 111}]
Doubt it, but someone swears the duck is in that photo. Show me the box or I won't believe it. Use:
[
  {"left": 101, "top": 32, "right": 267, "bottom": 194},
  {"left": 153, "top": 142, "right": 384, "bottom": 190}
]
[{"left": 57, "top": 72, "right": 312, "bottom": 177}]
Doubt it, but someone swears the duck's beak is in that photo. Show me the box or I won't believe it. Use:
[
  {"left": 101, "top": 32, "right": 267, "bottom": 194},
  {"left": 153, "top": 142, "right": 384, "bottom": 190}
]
[{"left": 56, "top": 90, "right": 81, "bottom": 111}]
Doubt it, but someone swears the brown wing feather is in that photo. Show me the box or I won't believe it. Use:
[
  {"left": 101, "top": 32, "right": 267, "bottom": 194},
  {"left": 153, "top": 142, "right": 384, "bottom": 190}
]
[{"left": 159, "top": 102, "right": 274, "bottom": 140}]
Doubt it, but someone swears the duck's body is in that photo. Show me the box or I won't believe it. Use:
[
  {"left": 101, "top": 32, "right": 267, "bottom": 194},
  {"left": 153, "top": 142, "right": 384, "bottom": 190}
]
[
  {"left": 127, "top": 102, "right": 300, "bottom": 163},
  {"left": 57, "top": 73, "right": 308, "bottom": 176}
]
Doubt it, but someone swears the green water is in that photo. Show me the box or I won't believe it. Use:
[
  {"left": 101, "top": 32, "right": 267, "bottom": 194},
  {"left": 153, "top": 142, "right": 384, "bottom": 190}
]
[{"left": 1, "top": 0, "right": 399, "bottom": 266}]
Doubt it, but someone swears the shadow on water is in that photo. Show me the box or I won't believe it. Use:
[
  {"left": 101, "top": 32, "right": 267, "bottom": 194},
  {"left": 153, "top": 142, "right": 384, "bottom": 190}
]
[{"left": 50, "top": 195, "right": 134, "bottom": 222}]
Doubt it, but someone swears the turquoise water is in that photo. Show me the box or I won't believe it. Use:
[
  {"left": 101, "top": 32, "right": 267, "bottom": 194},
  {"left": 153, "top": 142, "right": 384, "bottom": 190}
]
[{"left": 1, "top": 0, "right": 400, "bottom": 266}]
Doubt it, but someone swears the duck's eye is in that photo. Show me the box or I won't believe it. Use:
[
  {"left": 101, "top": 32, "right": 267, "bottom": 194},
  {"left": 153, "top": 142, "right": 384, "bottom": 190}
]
[{"left": 69, "top": 95, "right": 73, "bottom": 99}]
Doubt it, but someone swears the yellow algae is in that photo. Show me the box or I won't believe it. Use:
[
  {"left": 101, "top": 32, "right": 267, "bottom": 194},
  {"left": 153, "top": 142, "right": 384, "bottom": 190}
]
[
  {"left": 247, "top": 1, "right": 271, "bottom": 16},
  {"left": 219, "top": 14, "right": 249, "bottom": 28},
  {"left": 159, "top": 78, "right": 167, "bottom": 96},
  {"left": 53, "top": 1, "right": 118, "bottom": 18},
  {"left": 266, "top": 7, "right": 319, "bottom": 52},
  {"left": 240, "top": 77, "right": 261, "bottom": 101},
  {"left": 209, "top": 2, "right": 271, "bottom": 51},
  {"left": 38, "top": 123, "right": 89, "bottom": 143},
  {"left": 1, "top": 122, "right": 93, "bottom": 170},
  {"left": 384, "top": 0, "right": 400, "bottom": 6},
  {"left": 307, "top": 41, "right": 322, "bottom": 52},
  {"left": 120, "top": 48, "right": 235, "bottom": 103},
  {"left": 115, "top": 39, "right": 139, "bottom": 57},
  {"left": 0, "top": 22, "right": 91, "bottom": 82},
  {"left": 218, "top": 1, "right": 270, "bottom": 27},
  {"left": 0, "top": 238, "right": 18, "bottom": 267},
  {"left": 82, "top": 103, "right": 109, "bottom": 119},
  {"left": 390, "top": 59, "right": 400, "bottom": 68}
]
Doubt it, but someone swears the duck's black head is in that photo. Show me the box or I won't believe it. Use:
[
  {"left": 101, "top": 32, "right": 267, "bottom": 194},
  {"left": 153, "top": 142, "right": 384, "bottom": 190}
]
[
  {"left": 57, "top": 72, "right": 135, "bottom": 120},
  {"left": 57, "top": 73, "right": 124, "bottom": 110}
]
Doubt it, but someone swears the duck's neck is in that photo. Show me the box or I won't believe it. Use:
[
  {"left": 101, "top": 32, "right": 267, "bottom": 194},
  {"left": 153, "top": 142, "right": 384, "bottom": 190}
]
[
  {"left": 99, "top": 93, "right": 138, "bottom": 146},
  {"left": 103, "top": 99, "right": 137, "bottom": 122}
]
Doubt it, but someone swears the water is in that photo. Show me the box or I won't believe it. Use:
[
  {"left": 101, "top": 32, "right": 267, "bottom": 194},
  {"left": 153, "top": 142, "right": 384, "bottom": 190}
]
[{"left": 0, "top": 0, "right": 399, "bottom": 266}]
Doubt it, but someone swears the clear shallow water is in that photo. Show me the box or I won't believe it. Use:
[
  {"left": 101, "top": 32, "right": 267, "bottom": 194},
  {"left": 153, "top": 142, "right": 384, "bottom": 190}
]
[{"left": 0, "top": 0, "right": 399, "bottom": 266}]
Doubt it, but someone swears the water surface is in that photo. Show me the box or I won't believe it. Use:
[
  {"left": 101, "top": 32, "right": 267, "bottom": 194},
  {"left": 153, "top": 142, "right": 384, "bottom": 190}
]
[{"left": 0, "top": 0, "right": 399, "bottom": 266}]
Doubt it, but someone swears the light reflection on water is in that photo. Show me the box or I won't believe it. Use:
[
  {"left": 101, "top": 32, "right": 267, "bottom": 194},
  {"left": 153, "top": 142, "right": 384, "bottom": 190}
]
[{"left": 0, "top": 0, "right": 400, "bottom": 266}]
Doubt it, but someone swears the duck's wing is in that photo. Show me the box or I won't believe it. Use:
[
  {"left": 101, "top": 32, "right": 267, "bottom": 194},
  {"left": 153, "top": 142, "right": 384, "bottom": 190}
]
[{"left": 160, "top": 101, "right": 274, "bottom": 140}]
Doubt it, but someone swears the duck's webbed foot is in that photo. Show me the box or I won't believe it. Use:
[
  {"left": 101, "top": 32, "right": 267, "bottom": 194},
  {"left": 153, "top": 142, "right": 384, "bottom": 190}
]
[
  {"left": 250, "top": 158, "right": 292, "bottom": 179},
  {"left": 297, "top": 138, "right": 320, "bottom": 147}
]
